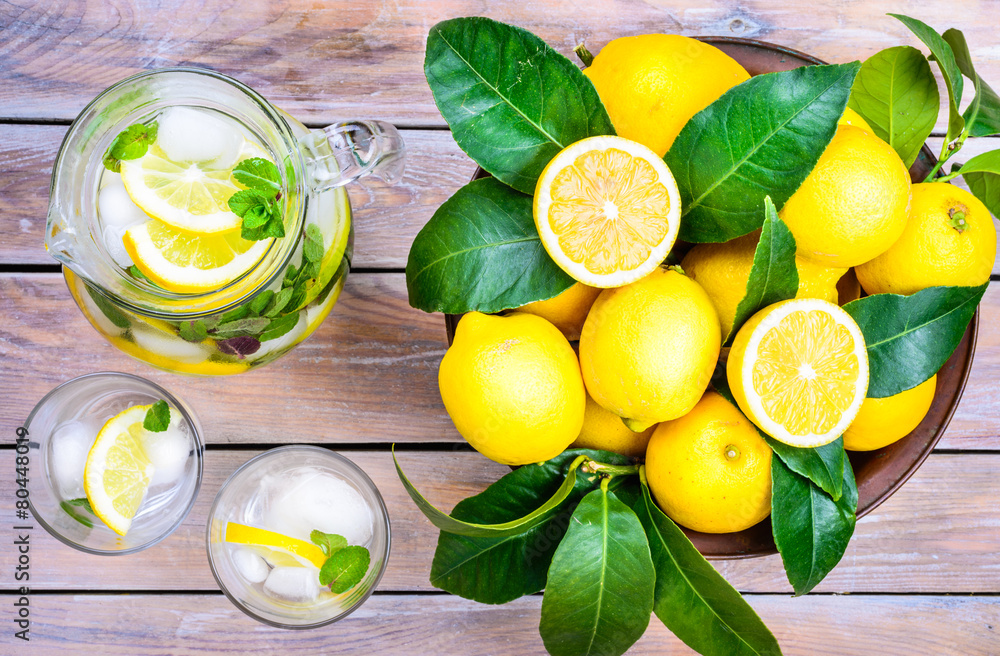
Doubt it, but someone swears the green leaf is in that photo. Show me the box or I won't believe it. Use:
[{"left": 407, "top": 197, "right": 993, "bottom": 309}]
[
  {"left": 772, "top": 455, "right": 857, "bottom": 595},
  {"left": 229, "top": 189, "right": 271, "bottom": 222},
  {"left": 763, "top": 436, "right": 845, "bottom": 502},
  {"left": 303, "top": 224, "right": 325, "bottom": 263},
  {"left": 848, "top": 45, "right": 939, "bottom": 167},
  {"left": 727, "top": 198, "right": 798, "bottom": 342},
  {"left": 942, "top": 29, "right": 1000, "bottom": 138},
  {"left": 635, "top": 474, "right": 782, "bottom": 656},
  {"left": 428, "top": 449, "right": 632, "bottom": 605},
  {"left": 61, "top": 498, "right": 96, "bottom": 529},
  {"left": 964, "top": 170, "right": 1000, "bottom": 219},
  {"left": 103, "top": 122, "right": 158, "bottom": 171},
  {"left": 310, "top": 530, "right": 347, "bottom": 557},
  {"left": 265, "top": 286, "right": 295, "bottom": 317},
  {"left": 666, "top": 63, "right": 860, "bottom": 243},
  {"left": 843, "top": 284, "right": 987, "bottom": 397},
  {"left": 319, "top": 545, "right": 370, "bottom": 593},
  {"left": 394, "top": 451, "right": 589, "bottom": 538},
  {"left": 214, "top": 316, "right": 272, "bottom": 339},
  {"left": 85, "top": 285, "right": 130, "bottom": 329},
  {"left": 178, "top": 320, "right": 208, "bottom": 343},
  {"left": 259, "top": 312, "right": 301, "bottom": 342},
  {"left": 249, "top": 290, "right": 275, "bottom": 316},
  {"left": 406, "top": 177, "right": 574, "bottom": 313},
  {"left": 232, "top": 157, "right": 281, "bottom": 195},
  {"left": 539, "top": 485, "right": 654, "bottom": 656},
  {"left": 890, "top": 14, "right": 965, "bottom": 141},
  {"left": 953, "top": 150, "right": 1000, "bottom": 176},
  {"left": 143, "top": 400, "right": 170, "bottom": 432},
  {"left": 425, "top": 16, "right": 615, "bottom": 195}
]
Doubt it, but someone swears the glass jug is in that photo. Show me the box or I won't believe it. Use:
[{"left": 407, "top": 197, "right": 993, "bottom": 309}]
[{"left": 44, "top": 68, "right": 404, "bottom": 375}]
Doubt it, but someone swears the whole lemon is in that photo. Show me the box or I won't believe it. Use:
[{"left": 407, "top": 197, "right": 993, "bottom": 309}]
[
  {"left": 579, "top": 267, "right": 721, "bottom": 432},
  {"left": 571, "top": 393, "right": 656, "bottom": 457},
  {"left": 438, "top": 312, "right": 585, "bottom": 466},
  {"left": 681, "top": 231, "right": 847, "bottom": 336},
  {"left": 645, "top": 391, "right": 772, "bottom": 533},
  {"left": 844, "top": 375, "right": 936, "bottom": 451},
  {"left": 780, "top": 124, "right": 912, "bottom": 268},
  {"left": 518, "top": 282, "right": 602, "bottom": 341},
  {"left": 855, "top": 183, "right": 996, "bottom": 295},
  {"left": 583, "top": 35, "right": 750, "bottom": 156}
]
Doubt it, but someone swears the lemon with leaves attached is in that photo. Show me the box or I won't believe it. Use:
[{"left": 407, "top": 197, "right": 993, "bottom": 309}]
[
  {"left": 780, "top": 124, "right": 911, "bottom": 268},
  {"left": 645, "top": 391, "right": 772, "bottom": 533},
  {"left": 844, "top": 376, "right": 937, "bottom": 451},
  {"left": 728, "top": 298, "right": 868, "bottom": 447},
  {"left": 579, "top": 267, "right": 720, "bottom": 432},
  {"left": 439, "top": 312, "right": 585, "bottom": 466},
  {"left": 583, "top": 34, "right": 750, "bottom": 156},
  {"left": 856, "top": 183, "right": 996, "bottom": 295},
  {"left": 534, "top": 136, "right": 681, "bottom": 288}
]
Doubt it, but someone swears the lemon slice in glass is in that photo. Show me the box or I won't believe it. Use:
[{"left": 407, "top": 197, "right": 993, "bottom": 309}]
[
  {"left": 123, "top": 219, "right": 272, "bottom": 293},
  {"left": 727, "top": 298, "right": 869, "bottom": 447},
  {"left": 225, "top": 522, "right": 327, "bottom": 569},
  {"left": 533, "top": 135, "right": 681, "bottom": 288},
  {"left": 83, "top": 405, "right": 156, "bottom": 536},
  {"left": 120, "top": 142, "right": 269, "bottom": 234}
]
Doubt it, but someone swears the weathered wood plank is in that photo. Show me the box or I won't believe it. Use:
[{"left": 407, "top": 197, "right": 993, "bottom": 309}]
[
  {"left": 1, "top": 272, "right": 998, "bottom": 447},
  {"left": 0, "top": 273, "right": 457, "bottom": 444},
  {"left": 3, "top": 450, "right": 998, "bottom": 593},
  {"left": 0, "top": 125, "right": 474, "bottom": 269},
  {"left": 12, "top": 592, "right": 999, "bottom": 655},
  {"left": 1, "top": 0, "right": 998, "bottom": 132}
]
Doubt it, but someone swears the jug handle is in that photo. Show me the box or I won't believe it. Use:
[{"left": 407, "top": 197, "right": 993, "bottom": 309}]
[{"left": 300, "top": 120, "right": 405, "bottom": 192}]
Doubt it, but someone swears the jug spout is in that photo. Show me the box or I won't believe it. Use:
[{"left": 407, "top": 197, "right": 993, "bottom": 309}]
[
  {"left": 301, "top": 120, "right": 405, "bottom": 192},
  {"left": 44, "top": 201, "right": 82, "bottom": 270}
]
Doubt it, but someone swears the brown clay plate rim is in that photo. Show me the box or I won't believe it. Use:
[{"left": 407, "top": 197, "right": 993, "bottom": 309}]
[{"left": 444, "top": 36, "right": 980, "bottom": 559}]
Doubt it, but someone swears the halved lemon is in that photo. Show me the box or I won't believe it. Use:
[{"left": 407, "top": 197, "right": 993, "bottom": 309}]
[
  {"left": 120, "top": 142, "right": 268, "bottom": 234},
  {"left": 225, "top": 522, "right": 327, "bottom": 569},
  {"left": 123, "top": 219, "right": 272, "bottom": 293},
  {"left": 533, "top": 135, "right": 681, "bottom": 288},
  {"left": 727, "top": 298, "right": 869, "bottom": 447},
  {"left": 83, "top": 405, "right": 156, "bottom": 536}
]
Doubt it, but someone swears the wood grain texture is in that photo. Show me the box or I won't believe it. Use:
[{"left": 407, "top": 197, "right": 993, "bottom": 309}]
[
  {"left": 1, "top": 0, "right": 998, "bottom": 131},
  {"left": 0, "top": 125, "right": 475, "bottom": 268},
  {"left": 3, "top": 450, "right": 998, "bottom": 593},
  {"left": 2, "top": 272, "right": 998, "bottom": 448},
  {"left": 11, "top": 592, "right": 999, "bottom": 655},
  {"left": 0, "top": 273, "right": 457, "bottom": 445}
]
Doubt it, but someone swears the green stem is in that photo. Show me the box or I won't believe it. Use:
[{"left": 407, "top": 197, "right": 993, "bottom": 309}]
[
  {"left": 581, "top": 458, "right": 640, "bottom": 478},
  {"left": 924, "top": 130, "right": 971, "bottom": 182},
  {"left": 574, "top": 43, "right": 594, "bottom": 67}
]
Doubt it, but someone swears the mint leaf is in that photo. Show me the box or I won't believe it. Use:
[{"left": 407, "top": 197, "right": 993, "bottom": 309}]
[
  {"left": 143, "top": 400, "right": 170, "bottom": 432},
  {"left": 216, "top": 336, "right": 261, "bottom": 358},
  {"left": 265, "top": 287, "right": 295, "bottom": 317},
  {"left": 310, "top": 530, "right": 348, "bottom": 556},
  {"left": 319, "top": 545, "right": 370, "bottom": 593},
  {"left": 259, "top": 312, "right": 300, "bottom": 342},
  {"left": 178, "top": 320, "right": 208, "bottom": 343},
  {"left": 103, "top": 122, "right": 158, "bottom": 172},
  {"left": 303, "top": 224, "right": 325, "bottom": 263},
  {"left": 128, "top": 264, "right": 153, "bottom": 283},
  {"left": 233, "top": 157, "right": 281, "bottom": 195},
  {"left": 61, "top": 498, "right": 95, "bottom": 529},
  {"left": 249, "top": 290, "right": 275, "bottom": 316},
  {"left": 214, "top": 316, "right": 271, "bottom": 339}
]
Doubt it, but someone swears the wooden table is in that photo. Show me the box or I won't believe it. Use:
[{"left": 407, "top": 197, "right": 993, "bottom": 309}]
[{"left": 2, "top": 2, "right": 998, "bottom": 654}]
